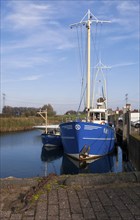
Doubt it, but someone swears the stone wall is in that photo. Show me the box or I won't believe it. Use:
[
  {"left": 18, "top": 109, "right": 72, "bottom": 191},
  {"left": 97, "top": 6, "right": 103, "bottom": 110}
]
[{"left": 128, "top": 135, "right": 140, "bottom": 171}]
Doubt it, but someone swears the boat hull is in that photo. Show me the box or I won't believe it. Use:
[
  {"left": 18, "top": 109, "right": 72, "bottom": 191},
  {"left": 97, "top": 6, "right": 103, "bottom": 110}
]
[
  {"left": 41, "top": 133, "right": 62, "bottom": 148},
  {"left": 60, "top": 121, "right": 115, "bottom": 160}
]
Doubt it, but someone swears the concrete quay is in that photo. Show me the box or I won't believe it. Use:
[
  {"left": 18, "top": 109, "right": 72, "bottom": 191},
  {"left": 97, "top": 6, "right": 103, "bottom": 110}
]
[{"left": 0, "top": 172, "right": 140, "bottom": 220}]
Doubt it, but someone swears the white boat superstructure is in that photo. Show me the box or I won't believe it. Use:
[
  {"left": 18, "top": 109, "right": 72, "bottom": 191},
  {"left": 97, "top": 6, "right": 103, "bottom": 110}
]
[{"left": 33, "top": 124, "right": 59, "bottom": 130}]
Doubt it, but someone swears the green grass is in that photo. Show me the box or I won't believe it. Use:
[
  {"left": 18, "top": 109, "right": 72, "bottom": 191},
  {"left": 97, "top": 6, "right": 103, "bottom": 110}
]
[{"left": 0, "top": 117, "right": 43, "bottom": 133}]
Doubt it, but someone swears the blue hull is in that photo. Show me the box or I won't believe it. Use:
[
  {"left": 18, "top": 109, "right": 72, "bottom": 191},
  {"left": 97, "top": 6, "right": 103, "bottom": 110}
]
[
  {"left": 60, "top": 121, "right": 115, "bottom": 160},
  {"left": 41, "top": 133, "right": 62, "bottom": 148}
]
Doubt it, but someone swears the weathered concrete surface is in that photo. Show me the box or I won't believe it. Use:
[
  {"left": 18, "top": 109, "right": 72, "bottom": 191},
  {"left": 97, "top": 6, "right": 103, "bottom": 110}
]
[
  {"left": 63, "top": 172, "right": 140, "bottom": 187},
  {"left": 0, "top": 172, "right": 140, "bottom": 220}
]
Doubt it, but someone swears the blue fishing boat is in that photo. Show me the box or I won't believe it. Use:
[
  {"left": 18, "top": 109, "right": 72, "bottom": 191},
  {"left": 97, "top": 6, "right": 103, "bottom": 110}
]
[{"left": 60, "top": 10, "right": 115, "bottom": 161}]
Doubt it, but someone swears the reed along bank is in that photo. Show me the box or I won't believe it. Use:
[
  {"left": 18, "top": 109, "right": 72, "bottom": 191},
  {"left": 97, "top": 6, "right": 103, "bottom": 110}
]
[{"left": 0, "top": 115, "right": 70, "bottom": 133}]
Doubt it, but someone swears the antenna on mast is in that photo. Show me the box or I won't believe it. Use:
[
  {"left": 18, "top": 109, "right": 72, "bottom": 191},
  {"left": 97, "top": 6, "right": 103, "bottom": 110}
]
[
  {"left": 70, "top": 9, "right": 111, "bottom": 28},
  {"left": 92, "top": 60, "right": 111, "bottom": 109}
]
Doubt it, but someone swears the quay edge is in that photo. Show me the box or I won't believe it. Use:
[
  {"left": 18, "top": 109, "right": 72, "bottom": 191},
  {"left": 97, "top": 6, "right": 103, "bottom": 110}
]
[{"left": 1, "top": 172, "right": 140, "bottom": 188}]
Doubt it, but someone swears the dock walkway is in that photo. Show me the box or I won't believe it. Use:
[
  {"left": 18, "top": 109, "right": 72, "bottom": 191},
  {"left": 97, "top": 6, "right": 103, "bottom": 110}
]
[{"left": 0, "top": 172, "right": 140, "bottom": 220}]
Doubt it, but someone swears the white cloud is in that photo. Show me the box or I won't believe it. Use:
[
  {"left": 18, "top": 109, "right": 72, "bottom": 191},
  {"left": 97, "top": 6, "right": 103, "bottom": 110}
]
[
  {"left": 2, "top": 73, "right": 42, "bottom": 83},
  {"left": 58, "top": 57, "right": 67, "bottom": 62},
  {"left": 116, "top": 1, "right": 139, "bottom": 14},
  {"left": 99, "top": 1, "right": 139, "bottom": 42},
  {"left": 2, "top": 0, "right": 76, "bottom": 31},
  {"left": 101, "top": 0, "right": 139, "bottom": 14},
  {"left": 1, "top": 0, "right": 74, "bottom": 56},
  {"left": 111, "top": 62, "right": 137, "bottom": 68},
  {"left": 21, "top": 74, "right": 42, "bottom": 81},
  {"left": 2, "top": 54, "right": 50, "bottom": 70},
  {"left": 4, "top": 1, "right": 52, "bottom": 30},
  {"left": 108, "top": 31, "right": 139, "bottom": 42}
]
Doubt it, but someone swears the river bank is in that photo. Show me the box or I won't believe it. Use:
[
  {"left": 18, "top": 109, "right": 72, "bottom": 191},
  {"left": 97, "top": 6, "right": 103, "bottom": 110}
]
[
  {"left": 0, "top": 114, "right": 89, "bottom": 133},
  {"left": 0, "top": 116, "right": 63, "bottom": 133},
  {"left": 0, "top": 117, "right": 42, "bottom": 133}
]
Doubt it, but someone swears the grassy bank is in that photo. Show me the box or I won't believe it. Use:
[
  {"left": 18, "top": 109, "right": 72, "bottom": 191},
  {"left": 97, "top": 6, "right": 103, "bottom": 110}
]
[
  {"left": 0, "top": 113, "right": 87, "bottom": 133},
  {"left": 0, "top": 115, "right": 76, "bottom": 133},
  {"left": 0, "top": 117, "right": 44, "bottom": 133}
]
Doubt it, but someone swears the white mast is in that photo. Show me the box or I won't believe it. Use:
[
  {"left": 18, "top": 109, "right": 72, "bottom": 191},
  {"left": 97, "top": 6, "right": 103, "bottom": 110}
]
[
  {"left": 87, "top": 10, "right": 91, "bottom": 121},
  {"left": 70, "top": 10, "right": 111, "bottom": 121}
]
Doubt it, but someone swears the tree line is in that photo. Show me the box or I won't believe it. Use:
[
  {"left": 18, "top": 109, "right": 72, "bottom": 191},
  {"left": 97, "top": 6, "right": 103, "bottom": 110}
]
[{"left": 2, "top": 104, "right": 56, "bottom": 117}]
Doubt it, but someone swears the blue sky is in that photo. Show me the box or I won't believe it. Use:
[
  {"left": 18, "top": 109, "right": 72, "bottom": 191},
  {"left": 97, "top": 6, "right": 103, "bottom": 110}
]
[{"left": 1, "top": 0, "right": 139, "bottom": 114}]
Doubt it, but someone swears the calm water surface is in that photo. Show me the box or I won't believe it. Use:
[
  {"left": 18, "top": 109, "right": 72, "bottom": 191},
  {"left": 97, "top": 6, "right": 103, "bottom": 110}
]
[{"left": 0, "top": 130, "right": 124, "bottom": 178}]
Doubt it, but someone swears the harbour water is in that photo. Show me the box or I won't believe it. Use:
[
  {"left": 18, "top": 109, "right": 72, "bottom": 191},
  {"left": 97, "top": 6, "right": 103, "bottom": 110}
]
[{"left": 0, "top": 129, "right": 127, "bottom": 178}]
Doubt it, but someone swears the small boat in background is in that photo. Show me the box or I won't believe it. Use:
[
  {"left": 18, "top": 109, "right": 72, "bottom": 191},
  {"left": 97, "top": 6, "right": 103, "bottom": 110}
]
[
  {"left": 34, "top": 109, "right": 62, "bottom": 148},
  {"left": 41, "top": 126, "right": 62, "bottom": 148}
]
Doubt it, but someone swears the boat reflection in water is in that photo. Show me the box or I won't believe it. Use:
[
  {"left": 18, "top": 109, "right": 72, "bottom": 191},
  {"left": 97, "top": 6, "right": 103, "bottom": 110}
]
[
  {"left": 40, "top": 145, "right": 122, "bottom": 176},
  {"left": 41, "top": 146, "right": 63, "bottom": 162},
  {"left": 61, "top": 148, "right": 122, "bottom": 175},
  {"left": 41, "top": 145, "right": 63, "bottom": 176}
]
